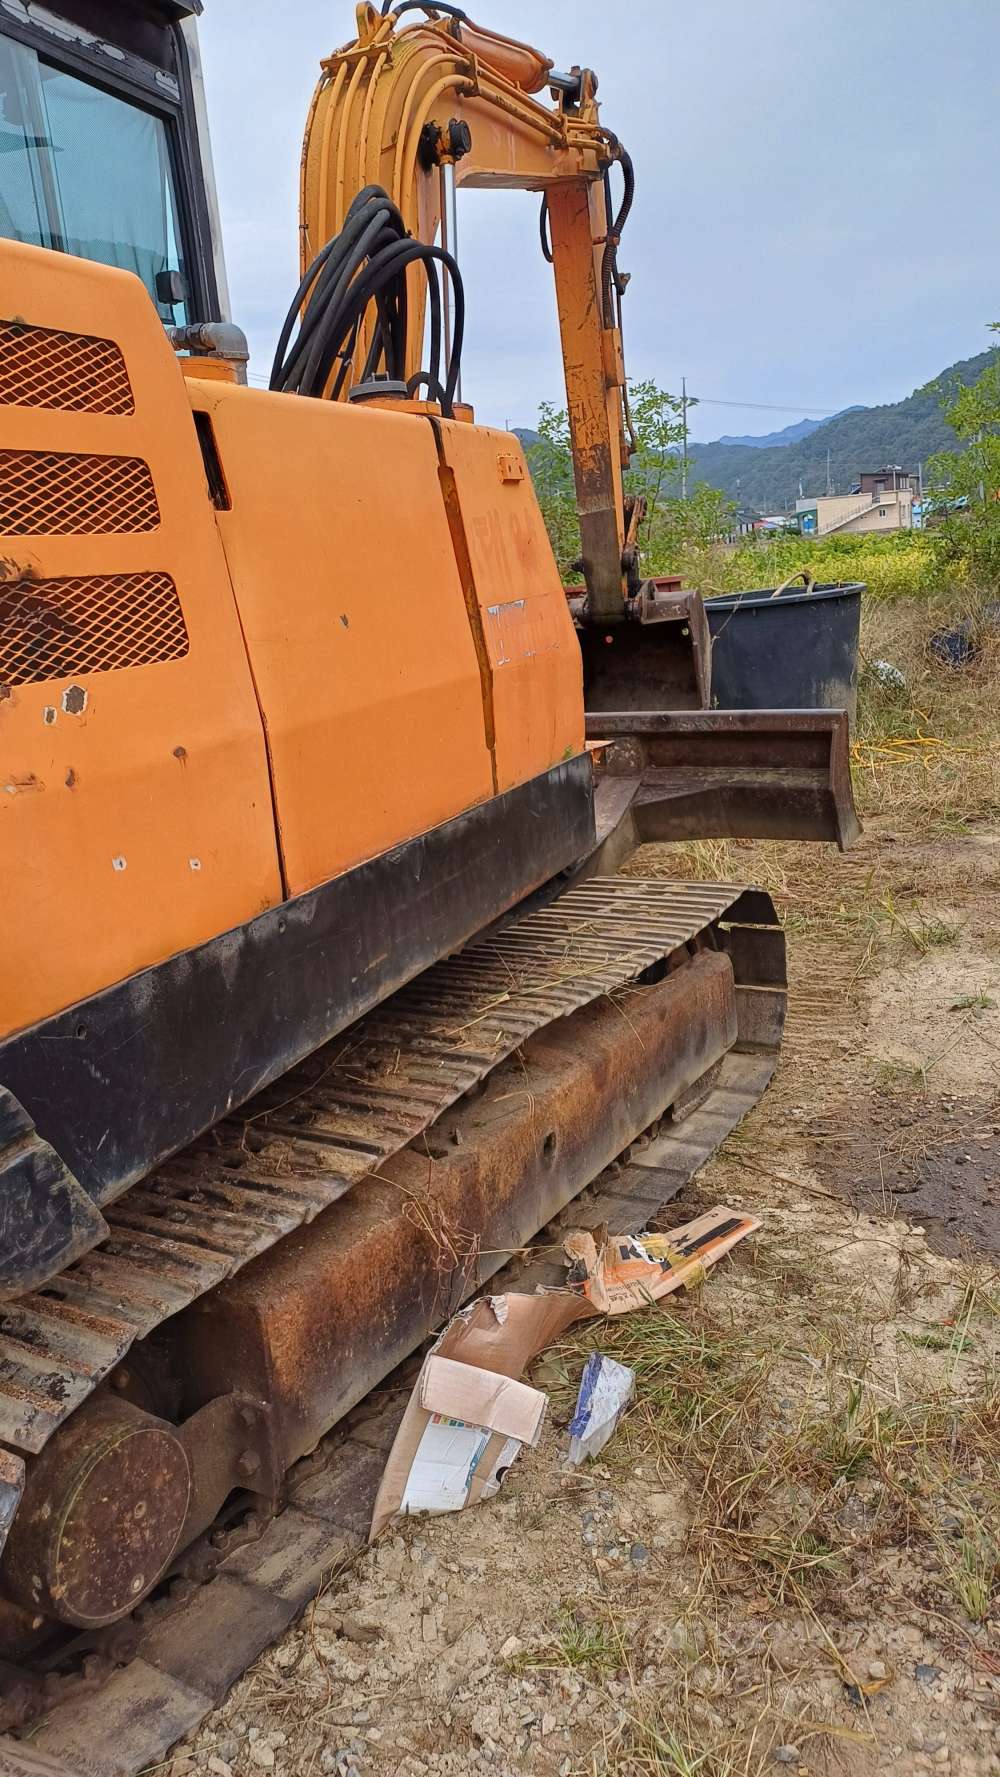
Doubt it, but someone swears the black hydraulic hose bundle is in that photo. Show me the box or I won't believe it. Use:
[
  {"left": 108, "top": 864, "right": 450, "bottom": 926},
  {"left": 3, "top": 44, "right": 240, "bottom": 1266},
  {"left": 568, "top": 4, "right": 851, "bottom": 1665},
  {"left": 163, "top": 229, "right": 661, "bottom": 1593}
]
[
  {"left": 600, "top": 138, "right": 634, "bottom": 328},
  {"left": 381, "top": 1, "right": 468, "bottom": 17},
  {"left": 600, "top": 141, "right": 639, "bottom": 457},
  {"left": 269, "top": 185, "right": 465, "bottom": 415},
  {"left": 537, "top": 139, "right": 634, "bottom": 302}
]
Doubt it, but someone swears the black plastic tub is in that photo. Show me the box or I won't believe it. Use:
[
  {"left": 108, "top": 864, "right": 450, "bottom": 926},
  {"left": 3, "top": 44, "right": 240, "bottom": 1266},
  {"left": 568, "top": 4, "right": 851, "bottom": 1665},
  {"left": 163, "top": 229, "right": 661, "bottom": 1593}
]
[{"left": 705, "top": 578, "right": 863, "bottom": 720}]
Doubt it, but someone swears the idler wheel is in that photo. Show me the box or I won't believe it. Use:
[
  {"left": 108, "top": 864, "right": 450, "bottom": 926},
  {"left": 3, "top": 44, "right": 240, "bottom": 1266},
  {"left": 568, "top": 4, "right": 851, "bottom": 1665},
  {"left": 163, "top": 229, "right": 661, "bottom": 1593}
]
[{"left": 0, "top": 1395, "right": 191, "bottom": 1628}]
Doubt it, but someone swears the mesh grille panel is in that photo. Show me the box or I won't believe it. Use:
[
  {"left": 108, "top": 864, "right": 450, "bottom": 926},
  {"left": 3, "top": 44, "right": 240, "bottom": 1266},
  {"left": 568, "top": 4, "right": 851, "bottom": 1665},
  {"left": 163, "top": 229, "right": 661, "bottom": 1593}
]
[
  {"left": 0, "top": 573, "right": 188, "bottom": 686},
  {"left": 0, "top": 451, "right": 159, "bottom": 535},
  {"left": 0, "top": 322, "right": 134, "bottom": 415}
]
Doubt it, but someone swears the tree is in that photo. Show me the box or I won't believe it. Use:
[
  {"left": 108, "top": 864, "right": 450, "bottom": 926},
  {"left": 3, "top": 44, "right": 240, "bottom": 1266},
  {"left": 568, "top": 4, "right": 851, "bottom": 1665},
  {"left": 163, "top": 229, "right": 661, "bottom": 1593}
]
[
  {"left": 927, "top": 327, "right": 1000, "bottom": 583},
  {"left": 645, "top": 482, "right": 736, "bottom": 568},
  {"left": 622, "top": 379, "right": 686, "bottom": 539},
  {"left": 524, "top": 380, "right": 733, "bottom": 579},
  {"left": 525, "top": 401, "right": 580, "bottom": 576}
]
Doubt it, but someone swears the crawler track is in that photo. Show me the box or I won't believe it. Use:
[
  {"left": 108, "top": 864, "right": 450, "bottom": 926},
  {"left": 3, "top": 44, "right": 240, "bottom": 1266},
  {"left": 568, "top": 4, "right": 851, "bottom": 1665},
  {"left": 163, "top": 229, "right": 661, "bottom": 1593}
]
[
  {"left": 0, "top": 877, "right": 786, "bottom": 1775},
  {"left": 0, "top": 879, "right": 761, "bottom": 1460}
]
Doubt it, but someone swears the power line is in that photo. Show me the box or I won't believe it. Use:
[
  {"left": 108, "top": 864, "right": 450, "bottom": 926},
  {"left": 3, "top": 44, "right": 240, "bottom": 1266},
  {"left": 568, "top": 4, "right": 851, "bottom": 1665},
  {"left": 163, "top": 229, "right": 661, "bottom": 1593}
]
[
  {"left": 690, "top": 395, "right": 841, "bottom": 415},
  {"left": 244, "top": 370, "right": 842, "bottom": 416}
]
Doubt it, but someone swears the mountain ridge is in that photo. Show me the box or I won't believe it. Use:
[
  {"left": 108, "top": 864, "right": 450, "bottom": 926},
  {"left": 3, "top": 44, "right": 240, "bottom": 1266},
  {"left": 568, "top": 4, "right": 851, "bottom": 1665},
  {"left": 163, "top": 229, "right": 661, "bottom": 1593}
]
[
  {"left": 515, "top": 349, "right": 997, "bottom": 513},
  {"left": 715, "top": 415, "right": 824, "bottom": 449},
  {"left": 689, "top": 352, "right": 996, "bottom": 510}
]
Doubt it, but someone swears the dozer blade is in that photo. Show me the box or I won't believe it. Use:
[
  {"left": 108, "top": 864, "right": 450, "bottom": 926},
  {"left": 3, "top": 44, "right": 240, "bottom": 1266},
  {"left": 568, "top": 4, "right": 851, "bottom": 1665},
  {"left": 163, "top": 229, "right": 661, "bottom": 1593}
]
[{"left": 586, "top": 708, "right": 861, "bottom": 859}]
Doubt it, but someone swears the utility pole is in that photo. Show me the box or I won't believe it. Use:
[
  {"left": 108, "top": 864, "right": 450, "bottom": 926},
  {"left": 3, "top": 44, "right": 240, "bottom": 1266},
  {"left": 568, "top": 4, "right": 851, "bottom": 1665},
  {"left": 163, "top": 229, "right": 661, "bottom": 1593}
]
[
  {"left": 826, "top": 447, "right": 832, "bottom": 496},
  {"left": 681, "top": 376, "right": 689, "bottom": 501}
]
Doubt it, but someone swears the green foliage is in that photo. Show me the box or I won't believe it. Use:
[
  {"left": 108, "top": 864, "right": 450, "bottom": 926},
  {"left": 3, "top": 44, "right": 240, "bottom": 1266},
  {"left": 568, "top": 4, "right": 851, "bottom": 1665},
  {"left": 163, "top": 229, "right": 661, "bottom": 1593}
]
[
  {"left": 524, "top": 380, "right": 735, "bottom": 581},
  {"left": 927, "top": 326, "right": 1000, "bottom": 586},
  {"left": 685, "top": 530, "right": 943, "bottom": 602},
  {"left": 524, "top": 344, "right": 1000, "bottom": 597},
  {"left": 623, "top": 378, "right": 686, "bottom": 535},
  {"left": 646, "top": 482, "right": 737, "bottom": 568}
]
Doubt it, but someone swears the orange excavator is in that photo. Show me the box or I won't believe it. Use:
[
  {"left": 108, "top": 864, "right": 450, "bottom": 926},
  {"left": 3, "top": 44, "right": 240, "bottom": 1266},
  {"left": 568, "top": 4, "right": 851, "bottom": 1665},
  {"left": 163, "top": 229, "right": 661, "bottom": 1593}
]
[{"left": 0, "top": 1, "right": 856, "bottom": 1753}]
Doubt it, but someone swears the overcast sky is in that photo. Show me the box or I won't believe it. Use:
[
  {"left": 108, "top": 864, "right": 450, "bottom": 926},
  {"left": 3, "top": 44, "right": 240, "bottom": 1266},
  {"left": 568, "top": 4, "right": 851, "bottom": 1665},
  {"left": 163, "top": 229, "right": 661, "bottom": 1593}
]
[{"left": 198, "top": 1, "right": 1000, "bottom": 442}]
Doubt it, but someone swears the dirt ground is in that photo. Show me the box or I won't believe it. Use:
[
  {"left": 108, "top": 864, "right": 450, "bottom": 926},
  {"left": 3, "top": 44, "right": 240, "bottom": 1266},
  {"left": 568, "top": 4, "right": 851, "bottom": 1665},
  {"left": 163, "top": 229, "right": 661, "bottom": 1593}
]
[{"left": 170, "top": 610, "right": 1000, "bottom": 1777}]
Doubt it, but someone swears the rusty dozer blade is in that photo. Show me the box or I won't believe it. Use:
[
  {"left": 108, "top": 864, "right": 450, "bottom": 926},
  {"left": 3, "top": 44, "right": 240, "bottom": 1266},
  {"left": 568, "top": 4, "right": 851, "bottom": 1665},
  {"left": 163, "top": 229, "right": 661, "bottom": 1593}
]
[{"left": 586, "top": 708, "right": 861, "bottom": 858}]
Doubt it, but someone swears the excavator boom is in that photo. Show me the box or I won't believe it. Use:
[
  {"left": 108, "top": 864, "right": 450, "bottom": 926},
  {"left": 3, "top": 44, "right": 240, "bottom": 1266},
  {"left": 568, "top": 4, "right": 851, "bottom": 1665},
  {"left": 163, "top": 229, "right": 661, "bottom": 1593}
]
[{"left": 301, "top": 2, "right": 635, "bottom": 621}]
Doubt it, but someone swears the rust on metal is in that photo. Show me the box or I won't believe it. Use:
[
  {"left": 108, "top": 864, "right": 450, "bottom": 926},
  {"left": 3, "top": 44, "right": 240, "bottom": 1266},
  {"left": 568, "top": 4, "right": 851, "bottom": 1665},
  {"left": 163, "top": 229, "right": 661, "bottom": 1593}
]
[
  {"left": 172, "top": 951, "right": 740, "bottom": 1469},
  {"left": 173, "top": 1394, "right": 283, "bottom": 1552},
  {"left": 0, "top": 878, "right": 752, "bottom": 1459},
  {"left": 586, "top": 708, "right": 861, "bottom": 855},
  {"left": 2, "top": 1397, "right": 191, "bottom": 1628}
]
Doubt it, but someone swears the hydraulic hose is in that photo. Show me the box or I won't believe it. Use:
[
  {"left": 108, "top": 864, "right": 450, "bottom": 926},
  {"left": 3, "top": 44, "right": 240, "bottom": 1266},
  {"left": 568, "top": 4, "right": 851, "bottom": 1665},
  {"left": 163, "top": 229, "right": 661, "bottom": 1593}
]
[
  {"left": 270, "top": 185, "right": 465, "bottom": 415},
  {"left": 380, "top": 2, "right": 468, "bottom": 19},
  {"left": 600, "top": 142, "right": 634, "bottom": 328}
]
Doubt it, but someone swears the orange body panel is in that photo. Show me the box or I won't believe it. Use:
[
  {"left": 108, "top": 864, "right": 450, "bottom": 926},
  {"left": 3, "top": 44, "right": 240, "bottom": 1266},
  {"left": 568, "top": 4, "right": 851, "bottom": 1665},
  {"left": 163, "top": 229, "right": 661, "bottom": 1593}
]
[
  {"left": 0, "top": 243, "right": 281, "bottom": 1041},
  {"left": 191, "top": 385, "right": 584, "bottom": 893},
  {"left": 433, "top": 418, "right": 583, "bottom": 791},
  {"left": 2, "top": 246, "right": 589, "bottom": 1044},
  {"left": 191, "top": 381, "right": 496, "bottom": 897}
]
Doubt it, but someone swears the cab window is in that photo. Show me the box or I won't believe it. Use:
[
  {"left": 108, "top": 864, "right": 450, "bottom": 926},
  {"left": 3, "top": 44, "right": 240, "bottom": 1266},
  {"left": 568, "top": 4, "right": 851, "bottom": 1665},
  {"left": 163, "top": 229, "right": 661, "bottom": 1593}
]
[{"left": 0, "top": 34, "right": 187, "bottom": 322}]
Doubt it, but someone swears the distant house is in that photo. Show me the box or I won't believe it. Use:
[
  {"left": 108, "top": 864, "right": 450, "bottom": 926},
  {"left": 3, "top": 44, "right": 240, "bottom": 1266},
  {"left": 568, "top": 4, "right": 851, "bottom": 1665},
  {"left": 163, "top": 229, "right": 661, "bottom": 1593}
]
[
  {"left": 855, "top": 466, "right": 919, "bottom": 498},
  {"left": 793, "top": 467, "right": 917, "bottom": 536}
]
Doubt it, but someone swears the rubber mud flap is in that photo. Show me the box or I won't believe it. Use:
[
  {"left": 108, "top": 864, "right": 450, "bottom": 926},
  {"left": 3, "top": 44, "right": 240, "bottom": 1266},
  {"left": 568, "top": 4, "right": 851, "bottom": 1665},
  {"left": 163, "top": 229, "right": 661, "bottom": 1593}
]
[{"left": 0, "top": 1089, "right": 108, "bottom": 1302}]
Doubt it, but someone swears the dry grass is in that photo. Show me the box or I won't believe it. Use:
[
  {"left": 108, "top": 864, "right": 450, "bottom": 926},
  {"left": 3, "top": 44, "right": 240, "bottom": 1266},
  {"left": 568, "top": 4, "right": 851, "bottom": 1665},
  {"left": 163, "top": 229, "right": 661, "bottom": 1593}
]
[
  {"left": 629, "top": 597, "right": 1000, "bottom": 887},
  {"left": 544, "top": 1237, "right": 1000, "bottom": 1776},
  {"left": 554, "top": 1273, "right": 998, "bottom": 1590},
  {"left": 853, "top": 597, "right": 1000, "bottom": 829},
  {"left": 622, "top": 598, "right": 1000, "bottom": 1128}
]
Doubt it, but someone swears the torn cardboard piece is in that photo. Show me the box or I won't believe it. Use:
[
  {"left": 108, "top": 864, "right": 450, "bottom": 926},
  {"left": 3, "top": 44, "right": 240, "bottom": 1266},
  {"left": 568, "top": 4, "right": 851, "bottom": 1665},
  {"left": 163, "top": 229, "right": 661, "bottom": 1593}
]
[
  {"left": 396, "top": 1354, "right": 550, "bottom": 1518},
  {"left": 567, "top": 1353, "right": 635, "bottom": 1465},
  {"left": 398, "top": 1415, "right": 523, "bottom": 1518},
  {"left": 419, "top": 1355, "right": 548, "bottom": 1447},
  {"left": 370, "top": 1207, "right": 758, "bottom": 1538},
  {"left": 370, "top": 1290, "right": 589, "bottom": 1540},
  {"left": 564, "top": 1205, "right": 760, "bottom": 1316}
]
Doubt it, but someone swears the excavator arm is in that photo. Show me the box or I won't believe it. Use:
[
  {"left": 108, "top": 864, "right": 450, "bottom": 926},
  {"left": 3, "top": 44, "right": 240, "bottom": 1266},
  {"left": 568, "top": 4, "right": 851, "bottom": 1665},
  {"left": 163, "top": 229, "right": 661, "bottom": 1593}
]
[{"left": 300, "top": 1, "right": 635, "bottom": 623}]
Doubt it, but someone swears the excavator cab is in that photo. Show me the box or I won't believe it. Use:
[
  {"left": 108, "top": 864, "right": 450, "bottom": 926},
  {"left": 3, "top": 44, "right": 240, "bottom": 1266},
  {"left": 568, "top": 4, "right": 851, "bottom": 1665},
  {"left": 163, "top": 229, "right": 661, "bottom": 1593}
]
[{"left": 0, "top": 3, "right": 226, "bottom": 326}]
